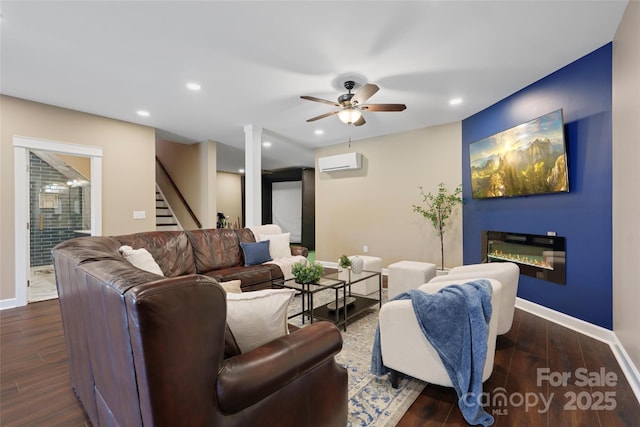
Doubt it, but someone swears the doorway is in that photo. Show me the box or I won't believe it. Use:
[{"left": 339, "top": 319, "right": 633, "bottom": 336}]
[
  {"left": 13, "top": 136, "right": 103, "bottom": 307},
  {"left": 28, "top": 151, "right": 91, "bottom": 302}
]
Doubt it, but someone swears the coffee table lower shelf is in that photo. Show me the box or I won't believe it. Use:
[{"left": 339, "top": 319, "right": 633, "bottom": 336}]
[{"left": 313, "top": 295, "right": 379, "bottom": 327}]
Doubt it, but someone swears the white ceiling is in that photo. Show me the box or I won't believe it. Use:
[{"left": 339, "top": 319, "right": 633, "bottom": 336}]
[{"left": 0, "top": 1, "right": 628, "bottom": 173}]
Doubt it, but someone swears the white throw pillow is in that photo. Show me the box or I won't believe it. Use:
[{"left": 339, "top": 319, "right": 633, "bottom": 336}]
[
  {"left": 119, "top": 245, "right": 164, "bottom": 276},
  {"left": 220, "top": 279, "right": 242, "bottom": 294},
  {"left": 226, "top": 288, "right": 296, "bottom": 353},
  {"left": 258, "top": 232, "right": 291, "bottom": 260}
]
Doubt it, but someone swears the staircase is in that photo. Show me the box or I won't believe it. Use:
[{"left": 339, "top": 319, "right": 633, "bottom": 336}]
[{"left": 156, "top": 186, "right": 181, "bottom": 231}]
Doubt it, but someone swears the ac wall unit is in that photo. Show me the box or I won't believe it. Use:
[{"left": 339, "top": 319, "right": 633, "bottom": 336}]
[{"left": 318, "top": 152, "right": 362, "bottom": 172}]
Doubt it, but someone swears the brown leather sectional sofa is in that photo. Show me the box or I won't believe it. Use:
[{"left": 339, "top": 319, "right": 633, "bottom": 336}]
[
  {"left": 116, "top": 227, "right": 308, "bottom": 292},
  {"left": 52, "top": 228, "right": 348, "bottom": 426}
]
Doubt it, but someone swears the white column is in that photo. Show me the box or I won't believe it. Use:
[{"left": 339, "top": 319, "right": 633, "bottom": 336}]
[
  {"left": 199, "top": 140, "right": 217, "bottom": 228},
  {"left": 244, "top": 125, "right": 262, "bottom": 226}
]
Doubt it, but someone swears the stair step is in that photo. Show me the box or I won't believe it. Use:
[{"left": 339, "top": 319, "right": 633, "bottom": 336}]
[
  {"left": 156, "top": 216, "right": 177, "bottom": 225},
  {"left": 155, "top": 187, "right": 180, "bottom": 230},
  {"left": 156, "top": 225, "right": 180, "bottom": 231}
]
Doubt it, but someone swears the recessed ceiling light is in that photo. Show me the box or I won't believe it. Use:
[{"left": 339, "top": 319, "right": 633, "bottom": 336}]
[
  {"left": 238, "top": 169, "right": 245, "bottom": 174},
  {"left": 449, "top": 98, "right": 463, "bottom": 105},
  {"left": 137, "top": 110, "right": 150, "bottom": 117},
  {"left": 314, "top": 129, "right": 324, "bottom": 135},
  {"left": 262, "top": 141, "right": 272, "bottom": 147},
  {"left": 186, "top": 82, "right": 201, "bottom": 91}
]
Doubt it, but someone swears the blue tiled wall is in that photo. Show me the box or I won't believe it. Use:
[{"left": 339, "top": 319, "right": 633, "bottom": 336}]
[
  {"left": 30, "top": 152, "right": 84, "bottom": 266},
  {"left": 462, "top": 44, "right": 613, "bottom": 329}
]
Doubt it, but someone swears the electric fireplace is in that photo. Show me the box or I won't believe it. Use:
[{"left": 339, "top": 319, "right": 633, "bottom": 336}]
[{"left": 482, "top": 230, "right": 566, "bottom": 285}]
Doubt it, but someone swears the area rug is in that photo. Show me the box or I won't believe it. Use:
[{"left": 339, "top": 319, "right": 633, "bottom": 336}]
[{"left": 288, "top": 289, "right": 426, "bottom": 427}]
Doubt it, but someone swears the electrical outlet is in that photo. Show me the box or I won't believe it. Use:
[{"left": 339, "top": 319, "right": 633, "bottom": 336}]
[
  {"left": 363, "top": 245, "right": 368, "bottom": 253},
  {"left": 133, "top": 210, "right": 146, "bottom": 220}
]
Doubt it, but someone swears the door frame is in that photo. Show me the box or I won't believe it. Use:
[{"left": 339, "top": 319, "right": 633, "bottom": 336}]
[{"left": 13, "top": 136, "right": 103, "bottom": 306}]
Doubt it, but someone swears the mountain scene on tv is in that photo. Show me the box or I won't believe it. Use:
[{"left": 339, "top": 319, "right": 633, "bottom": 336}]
[{"left": 469, "top": 110, "right": 568, "bottom": 199}]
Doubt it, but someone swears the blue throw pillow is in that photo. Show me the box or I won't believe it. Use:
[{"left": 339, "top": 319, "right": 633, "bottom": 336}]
[{"left": 240, "top": 240, "right": 272, "bottom": 266}]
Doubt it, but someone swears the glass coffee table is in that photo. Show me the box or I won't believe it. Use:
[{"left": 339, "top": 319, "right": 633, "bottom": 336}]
[{"left": 273, "top": 269, "right": 382, "bottom": 331}]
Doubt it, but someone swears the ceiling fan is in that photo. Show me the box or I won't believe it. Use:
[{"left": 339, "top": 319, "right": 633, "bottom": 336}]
[{"left": 301, "top": 80, "right": 406, "bottom": 126}]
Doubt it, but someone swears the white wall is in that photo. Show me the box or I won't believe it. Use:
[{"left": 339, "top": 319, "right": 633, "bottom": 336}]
[
  {"left": 272, "top": 181, "right": 302, "bottom": 242},
  {"left": 613, "top": 0, "right": 640, "bottom": 378}
]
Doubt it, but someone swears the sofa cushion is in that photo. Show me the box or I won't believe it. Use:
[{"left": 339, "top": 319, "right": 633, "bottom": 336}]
[
  {"left": 240, "top": 241, "right": 272, "bottom": 266},
  {"left": 237, "top": 227, "right": 259, "bottom": 244},
  {"left": 205, "top": 264, "right": 282, "bottom": 292},
  {"left": 119, "top": 245, "right": 164, "bottom": 276},
  {"left": 53, "top": 236, "right": 124, "bottom": 264},
  {"left": 186, "top": 229, "right": 243, "bottom": 273},
  {"left": 258, "top": 232, "right": 291, "bottom": 259},
  {"left": 247, "top": 224, "right": 282, "bottom": 240},
  {"left": 225, "top": 289, "right": 296, "bottom": 353},
  {"left": 115, "top": 231, "right": 195, "bottom": 277},
  {"left": 220, "top": 279, "right": 242, "bottom": 294}
]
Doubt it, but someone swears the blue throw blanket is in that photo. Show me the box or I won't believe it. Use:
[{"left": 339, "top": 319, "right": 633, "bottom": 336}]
[{"left": 371, "top": 280, "right": 494, "bottom": 426}]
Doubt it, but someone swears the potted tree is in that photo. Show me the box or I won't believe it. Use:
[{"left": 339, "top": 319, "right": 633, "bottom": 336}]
[{"left": 413, "top": 182, "right": 463, "bottom": 272}]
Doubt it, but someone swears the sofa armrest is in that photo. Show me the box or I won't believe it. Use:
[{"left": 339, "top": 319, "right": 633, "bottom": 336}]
[
  {"left": 216, "top": 321, "right": 342, "bottom": 414},
  {"left": 290, "top": 244, "right": 308, "bottom": 257},
  {"left": 125, "top": 275, "right": 227, "bottom": 426}
]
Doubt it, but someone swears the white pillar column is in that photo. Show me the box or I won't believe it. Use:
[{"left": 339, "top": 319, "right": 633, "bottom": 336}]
[
  {"left": 244, "top": 125, "right": 262, "bottom": 226},
  {"left": 199, "top": 140, "right": 217, "bottom": 228}
]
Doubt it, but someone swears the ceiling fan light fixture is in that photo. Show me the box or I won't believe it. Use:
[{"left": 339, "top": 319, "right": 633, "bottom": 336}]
[{"left": 338, "top": 108, "right": 362, "bottom": 124}]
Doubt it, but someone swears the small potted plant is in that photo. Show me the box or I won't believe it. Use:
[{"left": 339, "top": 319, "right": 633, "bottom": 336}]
[
  {"left": 291, "top": 260, "right": 324, "bottom": 284},
  {"left": 338, "top": 255, "right": 351, "bottom": 270}
]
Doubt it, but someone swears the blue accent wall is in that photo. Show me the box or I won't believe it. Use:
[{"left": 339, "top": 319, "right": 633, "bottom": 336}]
[{"left": 462, "top": 43, "right": 612, "bottom": 329}]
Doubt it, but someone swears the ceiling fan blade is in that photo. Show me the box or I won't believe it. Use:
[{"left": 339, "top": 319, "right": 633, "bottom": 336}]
[
  {"left": 306, "top": 110, "right": 339, "bottom": 122},
  {"left": 350, "top": 84, "right": 379, "bottom": 105},
  {"left": 300, "top": 95, "right": 340, "bottom": 107},
  {"left": 360, "top": 103, "right": 407, "bottom": 112},
  {"left": 354, "top": 115, "right": 366, "bottom": 126}
]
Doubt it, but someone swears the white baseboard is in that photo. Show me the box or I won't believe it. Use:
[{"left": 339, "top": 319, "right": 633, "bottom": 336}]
[
  {"left": 0, "top": 298, "right": 17, "bottom": 310},
  {"left": 516, "top": 297, "right": 640, "bottom": 405},
  {"left": 610, "top": 334, "right": 640, "bottom": 406},
  {"left": 515, "top": 297, "right": 614, "bottom": 343}
]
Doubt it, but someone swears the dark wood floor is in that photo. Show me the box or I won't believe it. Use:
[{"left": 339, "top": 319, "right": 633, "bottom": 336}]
[
  {"left": 1, "top": 299, "right": 639, "bottom": 426},
  {"left": 397, "top": 308, "right": 640, "bottom": 427}
]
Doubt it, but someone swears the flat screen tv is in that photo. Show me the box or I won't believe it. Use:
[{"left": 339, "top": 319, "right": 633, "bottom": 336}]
[{"left": 469, "top": 109, "right": 569, "bottom": 199}]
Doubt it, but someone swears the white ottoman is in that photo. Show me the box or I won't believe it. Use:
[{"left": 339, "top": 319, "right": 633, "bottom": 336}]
[
  {"left": 387, "top": 261, "right": 437, "bottom": 299},
  {"left": 339, "top": 255, "right": 382, "bottom": 296}
]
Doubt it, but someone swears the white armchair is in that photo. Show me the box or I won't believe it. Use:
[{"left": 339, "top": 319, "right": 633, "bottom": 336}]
[
  {"left": 378, "top": 278, "right": 503, "bottom": 388},
  {"left": 429, "top": 262, "right": 520, "bottom": 335}
]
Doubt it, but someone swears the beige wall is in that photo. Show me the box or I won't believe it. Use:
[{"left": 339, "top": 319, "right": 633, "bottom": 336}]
[
  {"left": 613, "top": 1, "right": 640, "bottom": 379},
  {"left": 315, "top": 122, "right": 462, "bottom": 268},
  {"left": 216, "top": 172, "right": 243, "bottom": 228},
  {"left": 57, "top": 154, "right": 91, "bottom": 178},
  {"left": 1, "top": 95, "right": 156, "bottom": 301}
]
